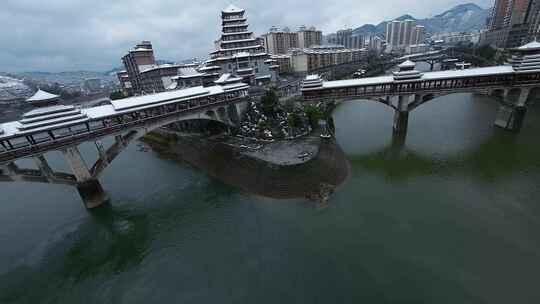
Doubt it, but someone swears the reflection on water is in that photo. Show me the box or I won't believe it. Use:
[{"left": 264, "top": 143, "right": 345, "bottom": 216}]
[{"left": 1, "top": 92, "right": 540, "bottom": 303}]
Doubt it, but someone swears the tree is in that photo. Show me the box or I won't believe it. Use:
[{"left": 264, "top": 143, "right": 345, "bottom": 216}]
[
  {"left": 287, "top": 112, "right": 302, "bottom": 129},
  {"left": 476, "top": 45, "right": 497, "bottom": 61},
  {"left": 304, "top": 104, "right": 324, "bottom": 129},
  {"left": 110, "top": 91, "right": 126, "bottom": 100},
  {"left": 261, "top": 89, "right": 278, "bottom": 117}
]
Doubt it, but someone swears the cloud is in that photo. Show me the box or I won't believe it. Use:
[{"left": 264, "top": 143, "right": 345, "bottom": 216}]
[{"left": 0, "top": 0, "right": 492, "bottom": 72}]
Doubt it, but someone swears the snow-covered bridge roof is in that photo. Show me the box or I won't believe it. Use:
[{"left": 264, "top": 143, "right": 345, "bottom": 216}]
[{"left": 0, "top": 84, "right": 248, "bottom": 140}]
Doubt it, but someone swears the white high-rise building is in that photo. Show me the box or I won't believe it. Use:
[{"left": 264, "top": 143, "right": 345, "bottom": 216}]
[{"left": 385, "top": 20, "right": 426, "bottom": 52}]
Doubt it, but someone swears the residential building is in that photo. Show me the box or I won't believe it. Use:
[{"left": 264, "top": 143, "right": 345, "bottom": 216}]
[
  {"left": 121, "top": 41, "right": 157, "bottom": 94},
  {"left": 289, "top": 45, "right": 367, "bottom": 73},
  {"left": 331, "top": 29, "right": 365, "bottom": 49},
  {"left": 120, "top": 41, "right": 183, "bottom": 94},
  {"left": 297, "top": 26, "right": 323, "bottom": 48},
  {"left": 431, "top": 32, "right": 481, "bottom": 45},
  {"left": 263, "top": 27, "right": 299, "bottom": 54},
  {"left": 411, "top": 25, "right": 426, "bottom": 45},
  {"left": 385, "top": 20, "right": 425, "bottom": 52},
  {"left": 405, "top": 44, "right": 428, "bottom": 54},
  {"left": 269, "top": 54, "right": 292, "bottom": 73},
  {"left": 483, "top": 0, "right": 540, "bottom": 48}
]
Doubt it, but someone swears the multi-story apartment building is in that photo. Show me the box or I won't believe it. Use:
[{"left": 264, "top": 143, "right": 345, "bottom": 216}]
[
  {"left": 431, "top": 32, "right": 481, "bottom": 45},
  {"left": 121, "top": 41, "right": 156, "bottom": 94},
  {"left": 385, "top": 20, "right": 425, "bottom": 52},
  {"left": 297, "top": 26, "right": 323, "bottom": 49},
  {"left": 202, "top": 4, "right": 277, "bottom": 84},
  {"left": 528, "top": 0, "right": 540, "bottom": 38},
  {"left": 483, "top": 0, "right": 540, "bottom": 48},
  {"left": 120, "top": 41, "right": 182, "bottom": 94},
  {"left": 289, "top": 45, "right": 367, "bottom": 73},
  {"left": 366, "top": 35, "right": 385, "bottom": 52},
  {"left": 331, "top": 29, "right": 365, "bottom": 49},
  {"left": 263, "top": 27, "right": 299, "bottom": 54},
  {"left": 269, "top": 54, "right": 293, "bottom": 73}
]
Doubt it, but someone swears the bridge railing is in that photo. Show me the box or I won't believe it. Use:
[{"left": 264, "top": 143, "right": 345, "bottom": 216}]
[{"left": 0, "top": 89, "right": 248, "bottom": 164}]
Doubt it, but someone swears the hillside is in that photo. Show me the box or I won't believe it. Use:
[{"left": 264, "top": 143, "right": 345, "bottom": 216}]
[{"left": 352, "top": 3, "right": 490, "bottom": 37}]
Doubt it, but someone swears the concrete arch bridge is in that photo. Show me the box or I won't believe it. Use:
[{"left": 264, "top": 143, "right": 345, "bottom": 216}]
[
  {"left": 302, "top": 42, "right": 540, "bottom": 143},
  {"left": 0, "top": 83, "right": 250, "bottom": 208}
]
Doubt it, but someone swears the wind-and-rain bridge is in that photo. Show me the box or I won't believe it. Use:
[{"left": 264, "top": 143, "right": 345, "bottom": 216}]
[
  {"left": 0, "top": 82, "right": 249, "bottom": 208},
  {"left": 302, "top": 41, "right": 540, "bottom": 142}
]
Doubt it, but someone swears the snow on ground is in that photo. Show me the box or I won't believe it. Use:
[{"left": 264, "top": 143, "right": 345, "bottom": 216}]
[{"left": 0, "top": 76, "right": 33, "bottom": 101}]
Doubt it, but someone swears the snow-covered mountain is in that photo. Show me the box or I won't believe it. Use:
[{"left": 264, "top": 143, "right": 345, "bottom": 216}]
[
  {"left": 0, "top": 75, "right": 33, "bottom": 101},
  {"left": 352, "top": 3, "right": 490, "bottom": 37}
]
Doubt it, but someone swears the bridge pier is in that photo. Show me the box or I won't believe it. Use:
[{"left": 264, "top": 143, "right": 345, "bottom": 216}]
[
  {"left": 34, "top": 155, "right": 55, "bottom": 182},
  {"left": 495, "top": 88, "right": 530, "bottom": 132},
  {"left": 495, "top": 105, "right": 527, "bottom": 132},
  {"left": 392, "top": 95, "right": 411, "bottom": 144},
  {"left": 62, "top": 146, "right": 108, "bottom": 209},
  {"left": 393, "top": 110, "right": 409, "bottom": 142}
]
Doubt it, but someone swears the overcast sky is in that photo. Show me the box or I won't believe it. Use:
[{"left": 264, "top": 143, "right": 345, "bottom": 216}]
[{"left": 0, "top": 0, "right": 493, "bottom": 73}]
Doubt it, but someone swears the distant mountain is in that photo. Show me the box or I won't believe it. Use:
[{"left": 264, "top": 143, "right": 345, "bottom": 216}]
[
  {"left": 0, "top": 75, "right": 33, "bottom": 101},
  {"left": 352, "top": 3, "right": 490, "bottom": 37}
]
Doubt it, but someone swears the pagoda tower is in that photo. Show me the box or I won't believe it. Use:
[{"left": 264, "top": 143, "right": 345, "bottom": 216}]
[{"left": 204, "top": 4, "right": 277, "bottom": 84}]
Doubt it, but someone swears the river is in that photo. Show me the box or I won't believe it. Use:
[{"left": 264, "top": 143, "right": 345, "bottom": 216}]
[{"left": 1, "top": 79, "right": 540, "bottom": 303}]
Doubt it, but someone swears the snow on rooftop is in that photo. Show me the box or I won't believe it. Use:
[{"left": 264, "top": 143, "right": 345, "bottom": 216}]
[
  {"left": 215, "top": 73, "right": 242, "bottom": 84},
  {"left": 399, "top": 60, "right": 416, "bottom": 68},
  {"left": 318, "top": 65, "right": 516, "bottom": 90},
  {"left": 422, "top": 65, "right": 514, "bottom": 79},
  {"left": 140, "top": 64, "right": 180, "bottom": 74},
  {"left": 322, "top": 76, "right": 394, "bottom": 89},
  {"left": 223, "top": 4, "right": 244, "bottom": 13},
  {"left": 178, "top": 67, "right": 204, "bottom": 78},
  {"left": 23, "top": 105, "right": 74, "bottom": 118},
  {"left": 111, "top": 86, "right": 211, "bottom": 111},
  {"left": 26, "top": 89, "right": 60, "bottom": 102},
  {"left": 232, "top": 51, "right": 255, "bottom": 58},
  {"left": 517, "top": 40, "right": 540, "bottom": 50},
  {"left": 82, "top": 105, "right": 116, "bottom": 119}
]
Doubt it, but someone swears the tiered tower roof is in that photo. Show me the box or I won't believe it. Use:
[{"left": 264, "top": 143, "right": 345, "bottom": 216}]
[
  {"left": 222, "top": 4, "right": 244, "bottom": 14},
  {"left": 26, "top": 89, "right": 60, "bottom": 103},
  {"left": 508, "top": 41, "right": 540, "bottom": 73},
  {"left": 393, "top": 60, "right": 423, "bottom": 81},
  {"left": 212, "top": 4, "right": 265, "bottom": 59}
]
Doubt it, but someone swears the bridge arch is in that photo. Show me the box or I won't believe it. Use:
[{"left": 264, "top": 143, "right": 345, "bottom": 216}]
[{"left": 0, "top": 83, "right": 251, "bottom": 209}]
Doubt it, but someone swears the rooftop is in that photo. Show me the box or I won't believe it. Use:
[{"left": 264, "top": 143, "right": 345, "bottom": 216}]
[
  {"left": 398, "top": 60, "right": 416, "bottom": 68},
  {"left": 215, "top": 73, "right": 243, "bottom": 84},
  {"left": 315, "top": 65, "right": 516, "bottom": 90},
  {"left": 26, "top": 89, "right": 60, "bottom": 102},
  {"left": 516, "top": 40, "right": 540, "bottom": 51},
  {"left": 223, "top": 4, "right": 244, "bottom": 13},
  {"left": 1, "top": 84, "right": 250, "bottom": 140}
]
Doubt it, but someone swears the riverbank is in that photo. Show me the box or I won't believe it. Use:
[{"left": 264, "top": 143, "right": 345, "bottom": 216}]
[{"left": 143, "top": 129, "right": 350, "bottom": 205}]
